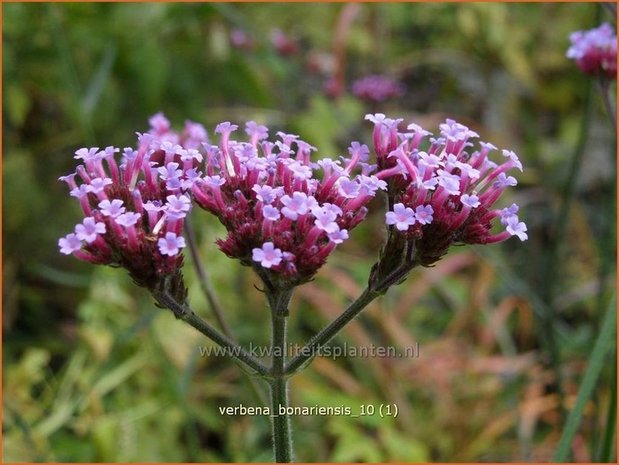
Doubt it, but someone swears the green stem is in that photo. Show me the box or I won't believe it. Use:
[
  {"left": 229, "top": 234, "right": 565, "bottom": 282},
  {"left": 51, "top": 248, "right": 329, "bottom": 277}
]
[
  {"left": 153, "top": 290, "right": 270, "bottom": 378},
  {"left": 553, "top": 295, "right": 616, "bottom": 462},
  {"left": 286, "top": 287, "right": 379, "bottom": 375},
  {"left": 268, "top": 290, "right": 294, "bottom": 463}
]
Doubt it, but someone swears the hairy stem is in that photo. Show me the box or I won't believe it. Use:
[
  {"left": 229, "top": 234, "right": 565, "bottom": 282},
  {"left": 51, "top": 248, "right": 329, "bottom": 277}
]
[{"left": 268, "top": 290, "right": 294, "bottom": 463}]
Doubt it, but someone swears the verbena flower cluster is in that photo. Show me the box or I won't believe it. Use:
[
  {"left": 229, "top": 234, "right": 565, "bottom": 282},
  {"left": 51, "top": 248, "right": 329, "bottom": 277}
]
[
  {"left": 352, "top": 75, "right": 405, "bottom": 103},
  {"left": 58, "top": 113, "right": 207, "bottom": 292},
  {"left": 59, "top": 112, "right": 527, "bottom": 290},
  {"left": 366, "top": 114, "right": 527, "bottom": 266},
  {"left": 567, "top": 22, "right": 617, "bottom": 78},
  {"left": 192, "top": 122, "right": 385, "bottom": 288}
]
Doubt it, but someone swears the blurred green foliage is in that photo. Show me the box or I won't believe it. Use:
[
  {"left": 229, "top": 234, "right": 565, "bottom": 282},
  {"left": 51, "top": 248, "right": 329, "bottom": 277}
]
[{"left": 3, "top": 2, "right": 616, "bottom": 462}]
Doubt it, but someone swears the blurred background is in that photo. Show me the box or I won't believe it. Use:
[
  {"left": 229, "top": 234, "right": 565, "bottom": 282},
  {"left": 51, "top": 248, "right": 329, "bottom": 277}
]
[{"left": 3, "top": 2, "right": 616, "bottom": 462}]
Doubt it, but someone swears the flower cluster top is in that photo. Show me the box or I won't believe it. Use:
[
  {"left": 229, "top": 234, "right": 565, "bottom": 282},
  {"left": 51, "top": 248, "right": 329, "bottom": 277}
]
[
  {"left": 192, "top": 121, "right": 386, "bottom": 288},
  {"left": 59, "top": 112, "right": 526, "bottom": 289},
  {"left": 366, "top": 113, "right": 527, "bottom": 265},
  {"left": 567, "top": 22, "right": 617, "bottom": 78}
]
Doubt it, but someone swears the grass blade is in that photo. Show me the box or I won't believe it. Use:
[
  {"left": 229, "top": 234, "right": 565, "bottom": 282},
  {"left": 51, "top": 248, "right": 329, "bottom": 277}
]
[{"left": 553, "top": 295, "right": 616, "bottom": 462}]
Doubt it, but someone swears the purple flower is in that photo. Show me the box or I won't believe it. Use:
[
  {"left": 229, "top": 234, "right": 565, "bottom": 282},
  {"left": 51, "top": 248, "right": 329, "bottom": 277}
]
[
  {"left": 158, "top": 162, "right": 183, "bottom": 181},
  {"left": 115, "top": 212, "right": 141, "bottom": 228},
  {"left": 245, "top": 121, "right": 269, "bottom": 141},
  {"left": 414, "top": 205, "right": 434, "bottom": 225},
  {"left": 252, "top": 185, "right": 282, "bottom": 204},
  {"left": 87, "top": 177, "right": 113, "bottom": 194},
  {"left": 158, "top": 232, "right": 186, "bottom": 256},
  {"left": 98, "top": 199, "right": 126, "bottom": 217},
  {"left": 500, "top": 203, "right": 520, "bottom": 226},
  {"left": 567, "top": 23, "right": 617, "bottom": 78},
  {"left": 439, "top": 119, "right": 479, "bottom": 141},
  {"left": 252, "top": 242, "right": 283, "bottom": 268},
  {"left": 215, "top": 122, "right": 239, "bottom": 136},
  {"left": 358, "top": 175, "right": 387, "bottom": 196},
  {"left": 74, "top": 147, "right": 100, "bottom": 161},
  {"left": 312, "top": 206, "right": 339, "bottom": 233},
  {"left": 75, "top": 217, "right": 106, "bottom": 243},
  {"left": 263, "top": 205, "right": 281, "bottom": 221},
  {"left": 505, "top": 216, "right": 528, "bottom": 241},
  {"left": 494, "top": 172, "right": 517, "bottom": 188},
  {"left": 461, "top": 194, "right": 481, "bottom": 208},
  {"left": 70, "top": 185, "right": 90, "bottom": 199},
  {"left": 337, "top": 178, "right": 360, "bottom": 198},
  {"left": 59, "top": 233, "right": 83, "bottom": 255},
  {"left": 436, "top": 171, "right": 461, "bottom": 195},
  {"left": 166, "top": 194, "right": 191, "bottom": 219},
  {"left": 328, "top": 228, "right": 349, "bottom": 244},
  {"left": 281, "top": 192, "right": 314, "bottom": 220},
  {"left": 386, "top": 203, "right": 417, "bottom": 231},
  {"left": 149, "top": 112, "right": 171, "bottom": 133}
]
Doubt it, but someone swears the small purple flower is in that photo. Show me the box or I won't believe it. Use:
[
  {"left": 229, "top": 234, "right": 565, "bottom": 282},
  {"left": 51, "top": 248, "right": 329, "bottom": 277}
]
[
  {"left": 328, "top": 228, "right": 349, "bottom": 244},
  {"left": 149, "top": 112, "right": 171, "bottom": 133},
  {"left": 494, "top": 172, "right": 518, "bottom": 188},
  {"left": 70, "top": 185, "right": 90, "bottom": 199},
  {"left": 215, "top": 122, "right": 239, "bottom": 136},
  {"left": 87, "top": 177, "right": 113, "bottom": 194},
  {"left": 263, "top": 205, "right": 281, "bottom": 221},
  {"left": 505, "top": 216, "right": 528, "bottom": 241},
  {"left": 115, "top": 212, "right": 142, "bottom": 228},
  {"left": 500, "top": 203, "right": 520, "bottom": 226},
  {"left": 358, "top": 175, "right": 387, "bottom": 196},
  {"left": 252, "top": 242, "right": 283, "bottom": 268},
  {"left": 337, "top": 178, "right": 360, "bottom": 198},
  {"left": 59, "top": 233, "right": 83, "bottom": 255},
  {"left": 312, "top": 206, "right": 339, "bottom": 233},
  {"left": 439, "top": 119, "right": 479, "bottom": 141},
  {"left": 245, "top": 121, "right": 269, "bottom": 141},
  {"left": 502, "top": 150, "right": 523, "bottom": 171},
  {"left": 436, "top": 171, "right": 461, "bottom": 195},
  {"left": 414, "top": 205, "right": 434, "bottom": 225},
  {"left": 158, "top": 232, "right": 187, "bottom": 256},
  {"left": 75, "top": 217, "right": 106, "bottom": 243},
  {"left": 143, "top": 200, "right": 164, "bottom": 213},
  {"left": 461, "top": 194, "right": 481, "bottom": 209},
  {"left": 288, "top": 162, "right": 313, "bottom": 181},
  {"left": 166, "top": 194, "right": 192, "bottom": 218},
  {"left": 386, "top": 203, "right": 417, "bottom": 231},
  {"left": 281, "top": 192, "right": 314, "bottom": 220},
  {"left": 98, "top": 199, "right": 126, "bottom": 217},
  {"left": 204, "top": 175, "right": 226, "bottom": 188},
  {"left": 158, "top": 162, "right": 183, "bottom": 181},
  {"left": 74, "top": 147, "right": 100, "bottom": 161},
  {"left": 252, "top": 185, "right": 281, "bottom": 204}
]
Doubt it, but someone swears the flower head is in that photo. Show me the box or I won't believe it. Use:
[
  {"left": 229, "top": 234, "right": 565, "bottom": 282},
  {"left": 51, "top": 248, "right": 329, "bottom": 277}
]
[
  {"left": 58, "top": 113, "right": 195, "bottom": 297},
  {"left": 567, "top": 23, "right": 617, "bottom": 78},
  {"left": 192, "top": 119, "right": 383, "bottom": 289},
  {"left": 366, "top": 114, "right": 527, "bottom": 269}
]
